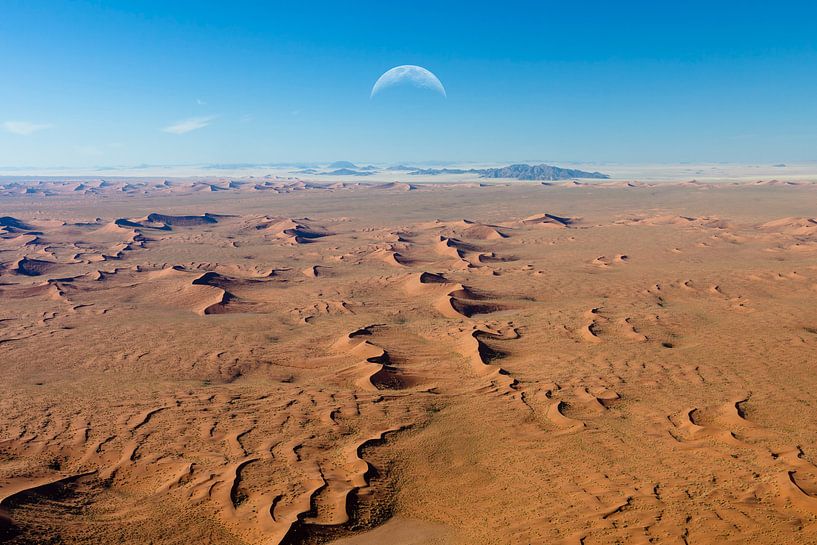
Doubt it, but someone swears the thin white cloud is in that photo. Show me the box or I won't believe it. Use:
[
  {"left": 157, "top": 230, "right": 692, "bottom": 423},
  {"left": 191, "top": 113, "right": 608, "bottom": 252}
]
[
  {"left": 196, "top": 98, "right": 207, "bottom": 105},
  {"left": 162, "top": 116, "right": 215, "bottom": 134},
  {"left": 3, "top": 121, "right": 53, "bottom": 135}
]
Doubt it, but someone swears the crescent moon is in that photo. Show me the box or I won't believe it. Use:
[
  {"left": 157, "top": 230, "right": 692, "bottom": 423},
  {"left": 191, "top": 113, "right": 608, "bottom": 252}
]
[{"left": 370, "top": 65, "right": 447, "bottom": 98}]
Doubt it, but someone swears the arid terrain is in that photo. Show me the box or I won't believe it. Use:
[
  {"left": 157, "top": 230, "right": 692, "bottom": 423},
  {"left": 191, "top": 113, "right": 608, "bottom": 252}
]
[{"left": 2, "top": 177, "right": 817, "bottom": 544}]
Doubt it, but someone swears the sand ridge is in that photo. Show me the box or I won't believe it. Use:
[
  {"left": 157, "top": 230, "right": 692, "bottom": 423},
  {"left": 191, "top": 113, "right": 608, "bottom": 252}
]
[{"left": 2, "top": 180, "right": 817, "bottom": 543}]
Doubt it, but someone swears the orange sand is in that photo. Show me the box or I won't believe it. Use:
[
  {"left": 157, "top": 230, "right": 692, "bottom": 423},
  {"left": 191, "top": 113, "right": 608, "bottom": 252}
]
[{"left": 1, "top": 178, "right": 817, "bottom": 544}]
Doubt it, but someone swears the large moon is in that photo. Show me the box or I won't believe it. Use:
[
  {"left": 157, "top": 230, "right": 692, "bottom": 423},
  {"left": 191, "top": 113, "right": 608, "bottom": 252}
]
[{"left": 370, "top": 65, "right": 447, "bottom": 98}]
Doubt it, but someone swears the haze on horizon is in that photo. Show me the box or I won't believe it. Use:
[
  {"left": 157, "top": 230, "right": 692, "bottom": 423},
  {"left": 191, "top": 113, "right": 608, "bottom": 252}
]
[{"left": 1, "top": 0, "right": 816, "bottom": 169}]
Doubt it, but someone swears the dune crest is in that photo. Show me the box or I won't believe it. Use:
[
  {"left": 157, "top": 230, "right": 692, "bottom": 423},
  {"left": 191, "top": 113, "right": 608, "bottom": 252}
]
[{"left": 2, "top": 180, "right": 817, "bottom": 544}]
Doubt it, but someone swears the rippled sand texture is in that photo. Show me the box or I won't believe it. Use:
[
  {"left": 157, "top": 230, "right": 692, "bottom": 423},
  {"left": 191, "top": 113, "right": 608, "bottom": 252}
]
[{"left": 2, "top": 178, "right": 817, "bottom": 544}]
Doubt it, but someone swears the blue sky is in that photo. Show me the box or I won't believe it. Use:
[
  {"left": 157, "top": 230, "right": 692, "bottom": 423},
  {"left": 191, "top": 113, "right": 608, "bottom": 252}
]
[{"left": 1, "top": 0, "right": 816, "bottom": 168}]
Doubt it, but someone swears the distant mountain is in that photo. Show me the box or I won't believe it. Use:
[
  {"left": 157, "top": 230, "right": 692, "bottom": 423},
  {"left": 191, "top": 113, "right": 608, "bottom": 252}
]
[
  {"left": 321, "top": 168, "right": 374, "bottom": 176},
  {"left": 403, "top": 163, "right": 608, "bottom": 180},
  {"left": 327, "top": 161, "right": 358, "bottom": 169},
  {"left": 290, "top": 162, "right": 607, "bottom": 180},
  {"left": 479, "top": 164, "right": 609, "bottom": 180}
]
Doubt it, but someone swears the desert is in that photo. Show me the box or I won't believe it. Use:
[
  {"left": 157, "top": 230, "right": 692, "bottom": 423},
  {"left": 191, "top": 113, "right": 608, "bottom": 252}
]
[
  {"left": 1, "top": 175, "right": 817, "bottom": 544},
  {"left": 5, "top": 1, "right": 817, "bottom": 542}
]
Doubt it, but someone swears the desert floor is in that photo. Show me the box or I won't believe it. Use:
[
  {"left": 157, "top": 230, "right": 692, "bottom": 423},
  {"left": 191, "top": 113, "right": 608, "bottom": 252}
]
[{"left": 1, "top": 178, "right": 817, "bottom": 544}]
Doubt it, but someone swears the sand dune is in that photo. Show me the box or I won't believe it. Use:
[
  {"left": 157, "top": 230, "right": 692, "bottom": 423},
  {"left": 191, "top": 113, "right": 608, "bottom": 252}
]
[
  {"left": 591, "top": 254, "right": 629, "bottom": 267},
  {"left": 144, "top": 212, "right": 221, "bottom": 227},
  {"left": 0, "top": 217, "right": 32, "bottom": 232},
  {"left": 458, "top": 223, "right": 507, "bottom": 240},
  {"left": 371, "top": 182, "right": 414, "bottom": 191},
  {"left": 0, "top": 281, "right": 66, "bottom": 301},
  {"left": 518, "top": 212, "right": 574, "bottom": 227},
  {"left": 422, "top": 219, "right": 509, "bottom": 240},
  {"left": 367, "top": 247, "right": 408, "bottom": 267},
  {"left": 759, "top": 217, "right": 817, "bottom": 236},
  {"left": 253, "top": 217, "right": 331, "bottom": 244},
  {"left": 616, "top": 214, "right": 729, "bottom": 229},
  {"left": 12, "top": 257, "right": 61, "bottom": 276},
  {"left": 2, "top": 179, "right": 817, "bottom": 544}
]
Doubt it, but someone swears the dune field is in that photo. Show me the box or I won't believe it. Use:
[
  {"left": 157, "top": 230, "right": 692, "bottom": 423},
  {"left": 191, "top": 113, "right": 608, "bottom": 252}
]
[{"left": 2, "top": 177, "right": 817, "bottom": 544}]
